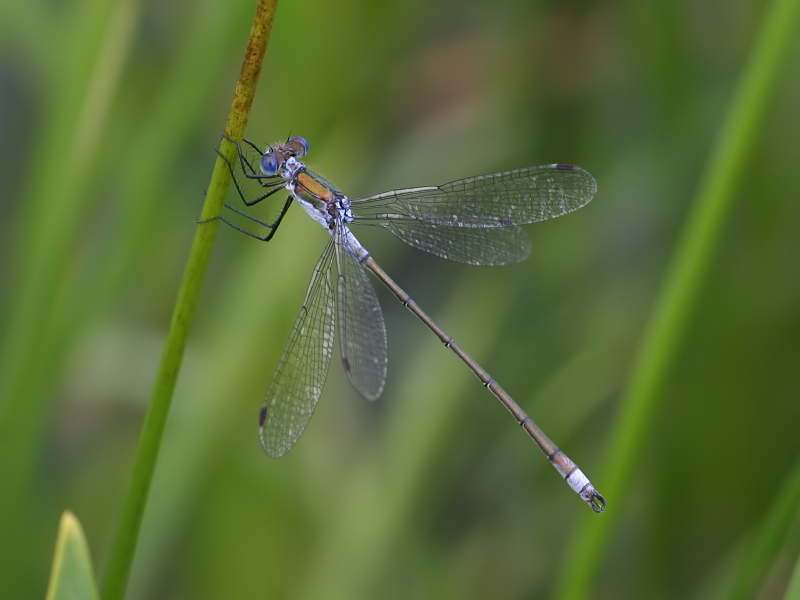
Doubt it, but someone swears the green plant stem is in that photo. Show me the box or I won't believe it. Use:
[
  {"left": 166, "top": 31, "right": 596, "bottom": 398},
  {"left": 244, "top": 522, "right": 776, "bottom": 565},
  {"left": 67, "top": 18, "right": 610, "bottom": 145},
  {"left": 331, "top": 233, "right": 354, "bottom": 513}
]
[
  {"left": 100, "top": 2, "right": 278, "bottom": 598},
  {"left": 554, "top": 0, "right": 800, "bottom": 597}
]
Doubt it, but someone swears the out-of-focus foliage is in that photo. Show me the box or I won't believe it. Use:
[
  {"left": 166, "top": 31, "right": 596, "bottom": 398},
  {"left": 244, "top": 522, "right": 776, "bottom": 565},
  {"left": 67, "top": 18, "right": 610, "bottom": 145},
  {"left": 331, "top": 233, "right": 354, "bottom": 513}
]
[
  {"left": 0, "top": 0, "right": 798, "bottom": 598},
  {"left": 45, "top": 512, "right": 100, "bottom": 600}
]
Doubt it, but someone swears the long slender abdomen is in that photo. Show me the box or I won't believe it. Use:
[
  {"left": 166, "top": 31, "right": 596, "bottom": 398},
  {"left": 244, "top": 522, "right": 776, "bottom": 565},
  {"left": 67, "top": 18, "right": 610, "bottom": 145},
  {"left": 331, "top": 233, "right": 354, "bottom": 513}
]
[{"left": 359, "top": 254, "right": 605, "bottom": 512}]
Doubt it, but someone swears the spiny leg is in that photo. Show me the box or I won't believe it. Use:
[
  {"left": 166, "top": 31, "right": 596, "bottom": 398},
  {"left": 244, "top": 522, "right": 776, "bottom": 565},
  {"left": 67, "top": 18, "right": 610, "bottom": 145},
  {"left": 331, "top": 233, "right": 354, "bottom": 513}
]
[
  {"left": 219, "top": 134, "right": 280, "bottom": 187},
  {"left": 215, "top": 132, "right": 287, "bottom": 225},
  {"left": 215, "top": 135, "right": 285, "bottom": 200},
  {"left": 225, "top": 195, "right": 293, "bottom": 231},
  {"left": 226, "top": 161, "right": 286, "bottom": 208},
  {"left": 242, "top": 138, "right": 264, "bottom": 157},
  {"left": 199, "top": 195, "right": 293, "bottom": 242}
]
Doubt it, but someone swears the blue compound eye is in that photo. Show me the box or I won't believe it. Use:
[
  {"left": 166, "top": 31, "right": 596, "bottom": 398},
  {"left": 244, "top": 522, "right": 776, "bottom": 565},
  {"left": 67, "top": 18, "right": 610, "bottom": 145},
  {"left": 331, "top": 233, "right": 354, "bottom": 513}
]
[
  {"left": 288, "top": 136, "right": 309, "bottom": 158},
  {"left": 260, "top": 153, "right": 279, "bottom": 176}
]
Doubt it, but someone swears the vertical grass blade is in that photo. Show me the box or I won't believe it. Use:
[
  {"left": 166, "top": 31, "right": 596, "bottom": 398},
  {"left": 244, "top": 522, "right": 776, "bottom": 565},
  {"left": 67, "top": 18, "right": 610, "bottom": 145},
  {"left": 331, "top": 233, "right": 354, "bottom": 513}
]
[
  {"left": 785, "top": 549, "right": 800, "bottom": 600},
  {"left": 46, "top": 512, "right": 100, "bottom": 600},
  {"left": 729, "top": 459, "right": 800, "bottom": 600},
  {"left": 0, "top": 0, "right": 139, "bottom": 591},
  {"left": 555, "top": 0, "right": 800, "bottom": 597},
  {"left": 100, "top": 2, "right": 279, "bottom": 598}
]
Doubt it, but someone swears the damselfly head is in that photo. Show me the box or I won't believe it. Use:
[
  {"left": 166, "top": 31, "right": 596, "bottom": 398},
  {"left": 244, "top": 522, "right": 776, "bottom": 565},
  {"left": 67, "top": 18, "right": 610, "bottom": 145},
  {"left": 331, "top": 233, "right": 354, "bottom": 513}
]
[{"left": 261, "top": 136, "right": 309, "bottom": 177}]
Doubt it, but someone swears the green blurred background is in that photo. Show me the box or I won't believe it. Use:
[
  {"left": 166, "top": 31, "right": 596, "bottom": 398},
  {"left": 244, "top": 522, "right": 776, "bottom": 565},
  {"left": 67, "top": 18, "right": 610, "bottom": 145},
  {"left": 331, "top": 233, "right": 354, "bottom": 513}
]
[{"left": 1, "top": 0, "right": 799, "bottom": 598}]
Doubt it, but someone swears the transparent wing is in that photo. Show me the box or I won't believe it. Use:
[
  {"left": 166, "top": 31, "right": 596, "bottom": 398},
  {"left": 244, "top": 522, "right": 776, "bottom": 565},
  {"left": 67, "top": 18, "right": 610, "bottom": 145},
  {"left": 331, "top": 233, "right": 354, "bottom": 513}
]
[
  {"left": 351, "top": 164, "right": 596, "bottom": 265},
  {"left": 259, "top": 239, "right": 336, "bottom": 458},
  {"left": 335, "top": 235, "right": 388, "bottom": 400},
  {"left": 353, "top": 164, "right": 597, "bottom": 224},
  {"left": 379, "top": 217, "right": 530, "bottom": 266}
]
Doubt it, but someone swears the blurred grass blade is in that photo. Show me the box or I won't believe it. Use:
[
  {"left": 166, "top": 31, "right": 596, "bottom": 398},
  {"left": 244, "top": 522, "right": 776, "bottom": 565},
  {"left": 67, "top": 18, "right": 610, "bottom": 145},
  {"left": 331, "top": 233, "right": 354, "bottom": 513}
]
[
  {"left": 0, "top": 0, "right": 132, "bottom": 415},
  {"left": 785, "top": 550, "right": 800, "bottom": 600},
  {"left": 729, "top": 459, "right": 800, "bottom": 600},
  {"left": 0, "top": 0, "right": 140, "bottom": 590},
  {"left": 555, "top": 0, "right": 800, "bottom": 597},
  {"left": 100, "top": 1, "right": 279, "bottom": 599},
  {"left": 45, "top": 511, "right": 100, "bottom": 600}
]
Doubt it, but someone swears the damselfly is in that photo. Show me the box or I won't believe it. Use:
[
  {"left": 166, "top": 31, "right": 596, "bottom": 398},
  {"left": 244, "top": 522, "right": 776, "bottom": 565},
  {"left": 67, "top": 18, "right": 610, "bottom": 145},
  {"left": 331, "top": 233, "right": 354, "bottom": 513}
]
[{"left": 208, "top": 135, "right": 605, "bottom": 512}]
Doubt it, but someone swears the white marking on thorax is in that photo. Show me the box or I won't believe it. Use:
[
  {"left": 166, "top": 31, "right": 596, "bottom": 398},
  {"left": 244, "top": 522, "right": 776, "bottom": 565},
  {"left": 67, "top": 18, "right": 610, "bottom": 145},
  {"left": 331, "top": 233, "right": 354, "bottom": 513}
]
[
  {"left": 296, "top": 198, "right": 331, "bottom": 228},
  {"left": 337, "top": 197, "right": 354, "bottom": 223},
  {"left": 284, "top": 157, "right": 302, "bottom": 178},
  {"left": 285, "top": 157, "right": 363, "bottom": 259}
]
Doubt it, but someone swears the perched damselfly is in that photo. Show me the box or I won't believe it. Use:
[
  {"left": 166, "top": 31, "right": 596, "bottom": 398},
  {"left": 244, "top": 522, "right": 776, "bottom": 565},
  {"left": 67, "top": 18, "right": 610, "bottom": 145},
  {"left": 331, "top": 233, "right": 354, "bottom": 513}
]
[{"left": 208, "top": 134, "right": 605, "bottom": 512}]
